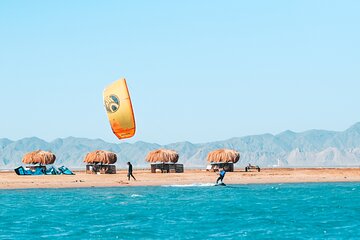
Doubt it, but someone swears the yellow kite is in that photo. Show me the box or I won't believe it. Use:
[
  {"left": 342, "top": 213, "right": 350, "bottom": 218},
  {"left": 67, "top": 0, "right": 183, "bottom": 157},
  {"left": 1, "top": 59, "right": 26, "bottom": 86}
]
[{"left": 103, "top": 78, "right": 136, "bottom": 139}]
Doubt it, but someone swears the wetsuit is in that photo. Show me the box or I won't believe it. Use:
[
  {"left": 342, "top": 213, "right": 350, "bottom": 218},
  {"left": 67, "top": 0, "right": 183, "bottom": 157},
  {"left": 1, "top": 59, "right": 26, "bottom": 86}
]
[
  {"left": 216, "top": 170, "right": 226, "bottom": 184},
  {"left": 127, "top": 163, "right": 136, "bottom": 181}
]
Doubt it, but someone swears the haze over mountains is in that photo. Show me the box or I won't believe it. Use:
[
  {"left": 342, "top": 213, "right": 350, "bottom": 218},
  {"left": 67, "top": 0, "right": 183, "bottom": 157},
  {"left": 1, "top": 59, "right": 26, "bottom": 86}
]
[{"left": 1, "top": 123, "right": 360, "bottom": 169}]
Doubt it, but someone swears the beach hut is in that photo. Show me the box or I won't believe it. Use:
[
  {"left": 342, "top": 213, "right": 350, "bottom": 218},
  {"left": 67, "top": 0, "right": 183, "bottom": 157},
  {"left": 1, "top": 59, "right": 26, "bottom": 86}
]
[
  {"left": 22, "top": 150, "right": 56, "bottom": 172},
  {"left": 206, "top": 149, "right": 240, "bottom": 172},
  {"left": 145, "top": 149, "right": 184, "bottom": 173},
  {"left": 84, "top": 150, "right": 117, "bottom": 174}
]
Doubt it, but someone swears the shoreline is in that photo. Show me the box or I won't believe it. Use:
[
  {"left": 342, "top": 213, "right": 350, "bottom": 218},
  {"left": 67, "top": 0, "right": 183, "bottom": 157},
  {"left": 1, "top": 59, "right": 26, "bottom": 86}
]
[{"left": 1, "top": 168, "right": 360, "bottom": 189}]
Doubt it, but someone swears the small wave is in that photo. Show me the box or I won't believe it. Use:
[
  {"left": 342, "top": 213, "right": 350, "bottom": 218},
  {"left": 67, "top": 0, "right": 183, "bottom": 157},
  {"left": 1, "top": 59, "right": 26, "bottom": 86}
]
[
  {"left": 162, "top": 183, "right": 215, "bottom": 187},
  {"left": 130, "top": 194, "right": 143, "bottom": 198}
]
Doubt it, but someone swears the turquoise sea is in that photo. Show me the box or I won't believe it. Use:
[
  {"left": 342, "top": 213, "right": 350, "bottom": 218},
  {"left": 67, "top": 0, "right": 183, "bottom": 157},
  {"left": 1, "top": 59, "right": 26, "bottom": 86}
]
[{"left": 0, "top": 183, "right": 360, "bottom": 239}]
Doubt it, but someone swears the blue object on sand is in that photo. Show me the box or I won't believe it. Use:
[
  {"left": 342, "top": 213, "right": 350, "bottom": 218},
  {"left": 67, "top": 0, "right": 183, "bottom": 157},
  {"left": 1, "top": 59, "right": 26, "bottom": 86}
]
[
  {"left": 46, "top": 166, "right": 60, "bottom": 175},
  {"left": 14, "top": 166, "right": 44, "bottom": 175},
  {"left": 33, "top": 167, "right": 45, "bottom": 175},
  {"left": 14, "top": 166, "right": 32, "bottom": 175},
  {"left": 14, "top": 166, "right": 74, "bottom": 175},
  {"left": 58, "top": 166, "right": 74, "bottom": 175}
]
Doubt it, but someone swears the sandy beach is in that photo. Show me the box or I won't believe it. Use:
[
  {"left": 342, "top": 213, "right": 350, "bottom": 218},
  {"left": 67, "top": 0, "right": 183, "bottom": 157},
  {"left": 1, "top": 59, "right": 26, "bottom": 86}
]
[{"left": 0, "top": 168, "right": 359, "bottom": 189}]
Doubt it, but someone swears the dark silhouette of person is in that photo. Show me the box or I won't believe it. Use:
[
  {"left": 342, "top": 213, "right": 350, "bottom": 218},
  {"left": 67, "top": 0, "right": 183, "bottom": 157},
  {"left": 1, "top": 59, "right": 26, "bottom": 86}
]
[
  {"left": 127, "top": 162, "right": 136, "bottom": 181},
  {"left": 216, "top": 168, "right": 226, "bottom": 184}
]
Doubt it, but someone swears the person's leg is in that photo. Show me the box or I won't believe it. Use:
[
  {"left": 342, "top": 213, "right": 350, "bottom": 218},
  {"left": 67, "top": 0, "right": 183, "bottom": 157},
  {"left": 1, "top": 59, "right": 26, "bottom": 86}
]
[
  {"left": 220, "top": 176, "right": 224, "bottom": 183},
  {"left": 127, "top": 173, "right": 130, "bottom": 181},
  {"left": 131, "top": 173, "right": 136, "bottom": 180},
  {"left": 216, "top": 176, "right": 222, "bottom": 183}
]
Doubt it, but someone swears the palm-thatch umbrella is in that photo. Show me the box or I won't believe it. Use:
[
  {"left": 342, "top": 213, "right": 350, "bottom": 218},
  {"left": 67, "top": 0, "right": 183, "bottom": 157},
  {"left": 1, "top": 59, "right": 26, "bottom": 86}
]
[
  {"left": 83, "top": 150, "right": 117, "bottom": 164},
  {"left": 207, "top": 149, "right": 240, "bottom": 163},
  {"left": 145, "top": 149, "right": 179, "bottom": 163},
  {"left": 22, "top": 150, "right": 56, "bottom": 165}
]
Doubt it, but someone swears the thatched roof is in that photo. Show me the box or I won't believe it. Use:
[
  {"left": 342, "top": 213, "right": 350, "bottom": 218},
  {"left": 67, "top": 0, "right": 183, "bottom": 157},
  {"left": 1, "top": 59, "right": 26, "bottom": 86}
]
[
  {"left": 83, "top": 150, "right": 117, "bottom": 164},
  {"left": 207, "top": 149, "right": 240, "bottom": 163},
  {"left": 22, "top": 150, "right": 56, "bottom": 165},
  {"left": 145, "top": 149, "right": 179, "bottom": 163}
]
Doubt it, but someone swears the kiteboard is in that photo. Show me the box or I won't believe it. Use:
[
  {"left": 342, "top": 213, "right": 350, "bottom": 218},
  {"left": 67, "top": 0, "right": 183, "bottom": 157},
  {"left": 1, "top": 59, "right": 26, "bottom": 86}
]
[{"left": 215, "top": 182, "right": 226, "bottom": 186}]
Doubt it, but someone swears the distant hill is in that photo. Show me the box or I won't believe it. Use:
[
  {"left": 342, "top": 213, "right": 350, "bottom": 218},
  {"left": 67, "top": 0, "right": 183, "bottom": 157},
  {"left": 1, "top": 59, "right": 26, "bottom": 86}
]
[{"left": 1, "top": 123, "right": 360, "bottom": 169}]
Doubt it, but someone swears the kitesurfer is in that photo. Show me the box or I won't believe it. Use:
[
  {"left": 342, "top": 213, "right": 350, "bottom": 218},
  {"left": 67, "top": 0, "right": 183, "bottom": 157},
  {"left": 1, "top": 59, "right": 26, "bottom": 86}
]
[
  {"left": 216, "top": 168, "right": 226, "bottom": 184},
  {"left": 127, "top": 162, "right": 136, "bottom": 181}
]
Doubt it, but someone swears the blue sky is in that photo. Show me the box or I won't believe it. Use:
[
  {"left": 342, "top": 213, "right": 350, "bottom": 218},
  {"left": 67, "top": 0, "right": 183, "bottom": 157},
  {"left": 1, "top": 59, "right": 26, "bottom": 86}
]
[{"left": 0, "top": 0, "right": 359, "bottom": 144}]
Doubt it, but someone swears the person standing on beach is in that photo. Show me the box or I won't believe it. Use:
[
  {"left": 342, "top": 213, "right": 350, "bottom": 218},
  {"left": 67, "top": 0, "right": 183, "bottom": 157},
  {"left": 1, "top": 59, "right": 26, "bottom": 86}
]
[
  {"left": 127, "top": 162, "right": 136, "bottom": 181},
  {"left": 216, "top": 168, "right": 226, "bottom": 184}
]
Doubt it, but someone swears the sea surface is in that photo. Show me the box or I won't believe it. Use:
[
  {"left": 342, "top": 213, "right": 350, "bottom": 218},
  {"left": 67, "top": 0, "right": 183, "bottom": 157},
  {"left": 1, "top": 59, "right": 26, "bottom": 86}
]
[{"left": 1, "top": 182, "right": 360, "bottom": 239}]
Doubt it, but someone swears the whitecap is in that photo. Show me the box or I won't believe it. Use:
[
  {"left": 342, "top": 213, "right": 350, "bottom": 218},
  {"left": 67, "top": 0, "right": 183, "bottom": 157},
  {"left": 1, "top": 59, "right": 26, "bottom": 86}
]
[{"left": 131, "top": 194, "right": 143, "bottom": 197}]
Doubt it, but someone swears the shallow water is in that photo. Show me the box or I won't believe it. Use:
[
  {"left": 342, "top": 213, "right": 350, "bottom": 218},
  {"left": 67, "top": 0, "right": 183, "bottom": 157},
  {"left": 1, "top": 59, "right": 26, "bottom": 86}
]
[{"left": 0, "top": 182, "right": 360, "bottom": 239}]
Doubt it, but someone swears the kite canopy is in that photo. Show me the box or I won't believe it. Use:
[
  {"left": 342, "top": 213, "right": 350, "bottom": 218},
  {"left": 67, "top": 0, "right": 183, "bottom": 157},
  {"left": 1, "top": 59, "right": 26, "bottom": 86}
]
[
  {"left": 207, "top": 149, "right": 240, "bottom": 163},
  {"left": 103, "top": 78, "right": 136, "bottom": 140},
  {"left": 22, "top": 150, "right": 56, "bottom": 165},
  {"left": 145, "top": 149, "right": 179, "bottom": 163},
  {"left": 83, "top": 150, "right": 117, "bottom": 164}
]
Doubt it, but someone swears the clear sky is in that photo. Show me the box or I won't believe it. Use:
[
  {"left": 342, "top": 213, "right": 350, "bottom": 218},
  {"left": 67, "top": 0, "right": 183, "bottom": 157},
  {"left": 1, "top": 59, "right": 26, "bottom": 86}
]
[{"left": 0, "top": 0, "right": 359, "bottom": 144}]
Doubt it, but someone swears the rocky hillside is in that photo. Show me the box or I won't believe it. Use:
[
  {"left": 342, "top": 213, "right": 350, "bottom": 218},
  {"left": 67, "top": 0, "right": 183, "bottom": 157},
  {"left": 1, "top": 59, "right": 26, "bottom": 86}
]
[{"left": 1, "top": 123, "right": 360, "bottom": 169}]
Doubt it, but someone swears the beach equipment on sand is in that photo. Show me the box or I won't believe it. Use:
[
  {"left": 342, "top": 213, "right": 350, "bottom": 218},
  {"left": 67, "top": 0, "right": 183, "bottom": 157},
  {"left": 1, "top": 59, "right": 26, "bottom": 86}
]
[
  {"left": 14, "top": 166, "right": 44, "bottom": 175},
  {"left": 46, "top": 166, "right": 60, "bottom": 175},
  {"left": 145, "top": 149, "right": 184, "bottom": 173},
  {"left": 83, "top": 150, "right": 117, "bottom": 174},
  {"left": 206, "top": 149, "right": 240, "bottom": 172},
  {"left": 58, "top": 166, "right": 74, "bottom": 175},
  {"left": 14, "top": 166, "right": 74, "bottom": 175},
  {"left": 245, "top": 164, "right": 261, "bottom": 172},
  {"left": 103, "top": 78, "right": 136, "bottom": 140},
  {"left": 14, "top": 166, "right": 33, "bottom": 175}
]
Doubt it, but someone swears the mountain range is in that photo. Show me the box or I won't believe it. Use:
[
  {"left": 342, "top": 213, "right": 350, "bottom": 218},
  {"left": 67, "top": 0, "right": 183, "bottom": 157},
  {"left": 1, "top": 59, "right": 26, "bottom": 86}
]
[{"left": 1, "top": 123, "right": 360, "bottom": 169}]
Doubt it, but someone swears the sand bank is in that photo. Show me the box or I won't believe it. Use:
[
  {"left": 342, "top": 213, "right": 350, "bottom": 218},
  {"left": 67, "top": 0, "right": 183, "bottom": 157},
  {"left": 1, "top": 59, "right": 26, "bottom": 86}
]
[{"left": 1, "top": 168, "right": 360, "bottom": 189}]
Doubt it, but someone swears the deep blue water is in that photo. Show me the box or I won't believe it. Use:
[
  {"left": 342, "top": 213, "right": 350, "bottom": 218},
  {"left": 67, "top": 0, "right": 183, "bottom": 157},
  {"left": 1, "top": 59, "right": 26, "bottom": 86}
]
[{"left": 0, "top": 183, "right": 360, "bottom": 239}]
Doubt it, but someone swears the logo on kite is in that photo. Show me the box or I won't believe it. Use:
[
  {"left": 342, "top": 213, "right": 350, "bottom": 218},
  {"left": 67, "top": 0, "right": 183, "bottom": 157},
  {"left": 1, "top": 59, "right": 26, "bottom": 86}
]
[{"left": 104, "top": 95, "right": 120, "bottom": 113}]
